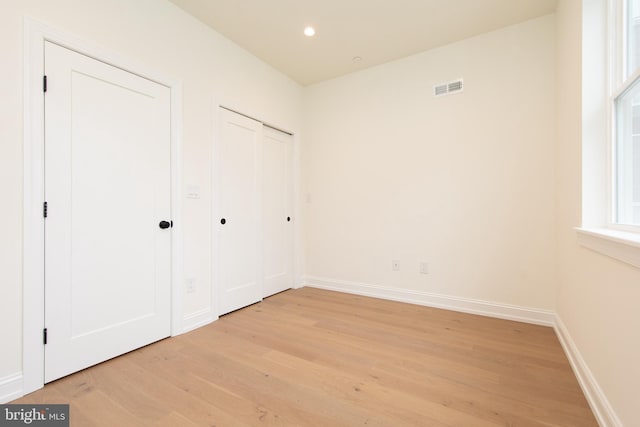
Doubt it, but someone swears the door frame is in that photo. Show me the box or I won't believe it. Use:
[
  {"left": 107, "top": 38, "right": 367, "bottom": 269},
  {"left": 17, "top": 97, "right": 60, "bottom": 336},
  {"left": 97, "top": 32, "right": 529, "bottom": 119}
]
[{"left": 22, "top": 18, "right": 184, "bottom": 395}]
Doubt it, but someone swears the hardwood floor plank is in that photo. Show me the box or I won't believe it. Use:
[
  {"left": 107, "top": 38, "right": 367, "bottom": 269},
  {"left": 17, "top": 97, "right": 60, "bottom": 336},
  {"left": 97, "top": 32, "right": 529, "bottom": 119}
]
[{"left": 13, "top": 288, "right": 598, "bottom": 426}]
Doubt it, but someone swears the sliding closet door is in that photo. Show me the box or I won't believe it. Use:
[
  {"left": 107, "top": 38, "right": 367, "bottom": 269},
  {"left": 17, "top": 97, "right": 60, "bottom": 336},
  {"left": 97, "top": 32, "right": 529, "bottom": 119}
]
[
  {"left": 216, "top": 108, "right": 262, "bottom": 315},
  {"left": 262, "top": 127, "right": 293, "bottom": 297}
]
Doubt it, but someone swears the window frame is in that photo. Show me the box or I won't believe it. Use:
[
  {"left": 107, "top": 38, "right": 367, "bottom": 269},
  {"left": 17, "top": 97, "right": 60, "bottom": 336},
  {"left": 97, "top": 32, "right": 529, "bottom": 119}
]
[
  {"left": 609, "top": 0, "right": 640, "bottom": 232},
  {"left": 576, "top": 0, "right": 640, "bottom": 269}
]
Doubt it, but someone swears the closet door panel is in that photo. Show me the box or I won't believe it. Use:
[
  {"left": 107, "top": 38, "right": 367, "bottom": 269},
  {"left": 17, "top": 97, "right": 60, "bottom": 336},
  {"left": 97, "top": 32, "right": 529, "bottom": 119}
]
[
  {"left": 263, "top": 127, "right": 293, "bottom": 297},
  {"left": 216, "top": 108, "right": 262, "bottom": 315}
]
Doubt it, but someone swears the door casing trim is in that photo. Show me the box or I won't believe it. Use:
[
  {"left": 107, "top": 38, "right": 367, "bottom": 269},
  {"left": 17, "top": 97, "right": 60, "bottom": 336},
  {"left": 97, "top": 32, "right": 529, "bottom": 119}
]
[{"left": 22, "top": 17, "right": 184, "bottom": 395}]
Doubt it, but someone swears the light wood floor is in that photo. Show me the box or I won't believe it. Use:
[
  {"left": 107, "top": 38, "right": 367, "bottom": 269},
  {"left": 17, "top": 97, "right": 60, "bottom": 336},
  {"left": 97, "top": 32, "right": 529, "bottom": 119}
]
[{"left": 15, "top": 287, "right": 598, "bottom": 426}]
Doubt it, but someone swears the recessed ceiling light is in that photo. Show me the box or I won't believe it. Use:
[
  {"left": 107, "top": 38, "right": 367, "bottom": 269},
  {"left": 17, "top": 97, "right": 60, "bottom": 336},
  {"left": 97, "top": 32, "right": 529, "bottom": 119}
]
[{"left": 304, "top": 26, "right": 316, "bottom": 37}]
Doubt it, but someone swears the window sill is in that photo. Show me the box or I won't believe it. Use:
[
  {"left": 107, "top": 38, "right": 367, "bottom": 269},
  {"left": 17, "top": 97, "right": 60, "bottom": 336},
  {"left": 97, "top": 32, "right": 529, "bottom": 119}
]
[{"left": 575, "top": 227, "right": 640, "bottom": 269}]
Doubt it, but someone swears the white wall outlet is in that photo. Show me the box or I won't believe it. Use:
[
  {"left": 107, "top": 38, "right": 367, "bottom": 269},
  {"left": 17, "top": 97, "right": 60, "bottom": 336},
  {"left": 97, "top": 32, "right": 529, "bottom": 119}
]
[
  {"left": 392, "top": 260, "right": 400, "bottom": 271},
  {"left": 186, "top": 277, "right": 196, "bottom": 293},
  {"left": 420, "top": 262, "right": 429, "bottom": 274}
]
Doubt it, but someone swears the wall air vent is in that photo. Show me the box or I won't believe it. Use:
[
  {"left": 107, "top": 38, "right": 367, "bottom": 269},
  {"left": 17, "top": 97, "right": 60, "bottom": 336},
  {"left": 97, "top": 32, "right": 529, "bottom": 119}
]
[
  {"left": 434, "top": 84, "right": 448, "bottom": 96},
  {"left": 434, "top": 79, "right": 464, "bottom": 97}
]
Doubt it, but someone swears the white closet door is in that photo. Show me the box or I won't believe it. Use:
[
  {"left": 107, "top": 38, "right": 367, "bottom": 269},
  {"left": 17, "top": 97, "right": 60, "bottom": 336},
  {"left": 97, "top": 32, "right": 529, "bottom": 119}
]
[
  {"left": 44, "top": 42, "right": 171, "bottom": 382},
  {"left": 216, "top": 108, "right": 262, "bottom": 315},
  {"left": 262, "top": 127, "right": 293, "bottom": 297}
]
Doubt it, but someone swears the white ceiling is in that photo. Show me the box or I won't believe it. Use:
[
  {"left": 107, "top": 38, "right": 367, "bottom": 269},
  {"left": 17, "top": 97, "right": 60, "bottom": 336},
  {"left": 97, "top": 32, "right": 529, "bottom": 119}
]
[{"left": 168, "top": 0, "right": 558, "bottom": 86}]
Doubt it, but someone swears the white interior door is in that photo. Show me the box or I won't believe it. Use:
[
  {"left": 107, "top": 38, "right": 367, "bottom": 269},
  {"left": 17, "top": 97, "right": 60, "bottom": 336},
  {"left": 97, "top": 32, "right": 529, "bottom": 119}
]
[
  {"left": 44, "top": 41, "right": 171, "bottom": 382},
  {"left": 216, "top": 108, "right": 262, "bottom": 315},
  {"left": 262, "top": 127, "right": 293, "bottom": 297}
]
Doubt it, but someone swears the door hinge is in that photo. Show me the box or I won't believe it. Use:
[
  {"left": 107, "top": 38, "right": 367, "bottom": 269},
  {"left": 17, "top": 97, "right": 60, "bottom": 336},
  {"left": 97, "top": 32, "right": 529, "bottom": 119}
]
[
  {"left": 43, "top": 328, "right": 48, "bottom": 345},
  {"left": 43, "top": 75, "right": 47, "bottom": 93},
  {"left": 43, "top": 201, "right": 48, "bottom": 218}
]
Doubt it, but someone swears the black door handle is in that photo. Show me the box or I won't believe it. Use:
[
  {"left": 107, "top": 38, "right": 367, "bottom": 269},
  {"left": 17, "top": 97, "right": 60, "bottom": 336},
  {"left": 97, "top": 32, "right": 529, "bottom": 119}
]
[
  {"left": 287, "top": 217, "right": 291, "bottom": 222},
  {"left": 159, "top": 220, "right": 171, "bottom": 229},
  {"left": 220, "top": 218, "right": 226, "bottom": 225}
]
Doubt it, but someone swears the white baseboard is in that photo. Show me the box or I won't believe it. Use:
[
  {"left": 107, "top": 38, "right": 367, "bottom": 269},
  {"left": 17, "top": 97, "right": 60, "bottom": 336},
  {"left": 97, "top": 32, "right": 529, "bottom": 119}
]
[
  {"left": 304, "top": 276, "right": 555, "bottom": 326},
  {"left": 554, "top": 316, "right": 622, "bottom": 427},
  {"left": 181, "top": 308, "right": 218, "bottom": 334},
  {"left": 0, "top": 373, "right": 23, "bottom": 404}
]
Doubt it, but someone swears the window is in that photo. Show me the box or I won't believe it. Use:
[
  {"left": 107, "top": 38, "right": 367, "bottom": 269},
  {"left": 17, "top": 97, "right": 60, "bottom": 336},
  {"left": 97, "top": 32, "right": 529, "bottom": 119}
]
[
  {"left": 576, "top": 0, "right": 640, "bottom": 269},
  {"left": 626, "top": 0, "right": 640, "bottom": 75},
  {"left": 613, "top": 0, "right": 640, "bottom": 227}
]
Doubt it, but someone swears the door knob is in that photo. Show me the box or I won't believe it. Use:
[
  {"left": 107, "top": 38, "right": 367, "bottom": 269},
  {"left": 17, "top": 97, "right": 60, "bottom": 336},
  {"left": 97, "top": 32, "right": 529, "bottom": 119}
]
[
  {"left": 287, "top": 217, "right": 291, "bottom": 222},
  {"left": 159, "top": 220, "right": 171, "bottom": 229},
  {"left": 220, "top": 218, "right": 226, "bottom": 225}
]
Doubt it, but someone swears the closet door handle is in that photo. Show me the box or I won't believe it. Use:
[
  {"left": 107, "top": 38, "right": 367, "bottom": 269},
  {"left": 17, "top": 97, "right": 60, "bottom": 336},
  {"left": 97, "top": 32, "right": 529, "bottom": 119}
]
[
  {"left": 159, "top": 220, "right": 171, "bottom": 229},
  {"left": 220, "top": 218, "right": 226, "bottom": 225},
  {"left": 287, "top": 217, "right": 291, "bottom": 222}
]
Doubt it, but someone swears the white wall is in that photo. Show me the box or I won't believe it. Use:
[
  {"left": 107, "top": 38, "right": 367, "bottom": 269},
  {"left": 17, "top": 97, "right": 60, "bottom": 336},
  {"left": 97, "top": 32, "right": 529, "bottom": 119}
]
[
  {"left": 556, "top": 0, "right": 640, "bottom": 425},
  {"left": 0, "top": 0, "right": 301, "bottom": 383},
  {"left": 302, "top": 15, "right": 557, "bottom": 312}
]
